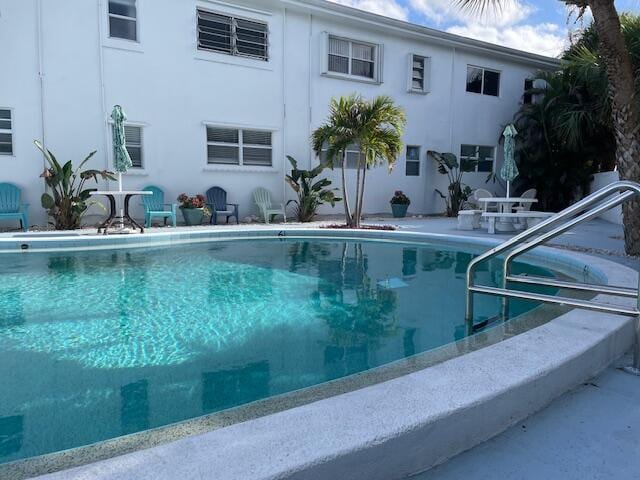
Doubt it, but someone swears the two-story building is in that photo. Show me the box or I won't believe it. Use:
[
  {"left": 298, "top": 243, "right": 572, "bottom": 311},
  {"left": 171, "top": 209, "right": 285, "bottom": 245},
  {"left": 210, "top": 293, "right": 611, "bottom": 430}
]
[{"left": 0, "top": 0, "right": 559, "bottom": 226}]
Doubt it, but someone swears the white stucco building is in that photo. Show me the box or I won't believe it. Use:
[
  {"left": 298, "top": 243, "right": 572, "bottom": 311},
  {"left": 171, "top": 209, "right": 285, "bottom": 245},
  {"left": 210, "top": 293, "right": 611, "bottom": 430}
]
[{"left": 0, "top": 0, "right": 559, "bottom": 226}]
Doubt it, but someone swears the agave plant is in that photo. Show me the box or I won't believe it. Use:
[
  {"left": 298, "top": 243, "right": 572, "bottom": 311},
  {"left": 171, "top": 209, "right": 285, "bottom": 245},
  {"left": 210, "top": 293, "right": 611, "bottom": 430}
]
[
  {"left": 428, "top": 150, "right": 473, "bottom": 217},
  {"left": 285, "top": 155, "right": 341, "bottom": 222},
  {"left": 35, "top": 140, "right": 116, "bottom": 230}
]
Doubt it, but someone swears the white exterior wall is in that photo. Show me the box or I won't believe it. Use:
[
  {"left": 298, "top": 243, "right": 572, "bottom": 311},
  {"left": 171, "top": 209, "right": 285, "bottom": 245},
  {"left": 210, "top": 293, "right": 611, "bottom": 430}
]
[{"left": 0, "top": 0, "right": 557, "bottom": 227}]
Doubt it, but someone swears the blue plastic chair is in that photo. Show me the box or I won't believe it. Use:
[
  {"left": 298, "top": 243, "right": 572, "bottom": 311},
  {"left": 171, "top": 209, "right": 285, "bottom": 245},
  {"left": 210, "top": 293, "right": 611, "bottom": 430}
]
[
  {"left": 141, "top": 186, "right": 177, "bottom": 228},
  {"left": 206, "top": 187, "right": 239, "bottom": 225},
  {"left": 0, "top": 183, "right": 29, "bottom": 232}
]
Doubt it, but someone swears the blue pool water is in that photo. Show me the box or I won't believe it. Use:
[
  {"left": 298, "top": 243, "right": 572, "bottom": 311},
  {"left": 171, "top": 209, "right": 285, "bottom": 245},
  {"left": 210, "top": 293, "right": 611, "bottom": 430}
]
[{"left": 0, "top": 238, "right": 555, "bottom": 463}]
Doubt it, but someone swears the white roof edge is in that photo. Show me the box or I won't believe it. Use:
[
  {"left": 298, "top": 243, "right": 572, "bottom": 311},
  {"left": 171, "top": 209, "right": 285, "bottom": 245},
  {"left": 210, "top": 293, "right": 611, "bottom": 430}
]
[{"left": 282, "top": 0, "right": 561, "bottom": 69}]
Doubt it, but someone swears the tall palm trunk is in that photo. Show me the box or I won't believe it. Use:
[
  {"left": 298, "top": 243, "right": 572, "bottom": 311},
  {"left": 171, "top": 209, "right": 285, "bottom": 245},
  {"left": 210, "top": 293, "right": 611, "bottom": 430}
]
[
  {"left": 356, "top": 163, "right": 367, "bottom": 228},
  {"left": 589, "top": 0, "right": 640, "bottom": 255},
  {"left": 340, "top": 151, "right": 354, "bottom": 227},
  {"left": 354, "top": 152, "right": 362, "bottom": 228}
]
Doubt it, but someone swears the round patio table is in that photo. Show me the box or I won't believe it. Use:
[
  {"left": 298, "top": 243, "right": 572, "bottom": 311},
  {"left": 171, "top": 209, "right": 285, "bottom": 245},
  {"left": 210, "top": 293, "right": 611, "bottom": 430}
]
[{"left": 90, "top": 190, "right": 152, "bottom": 235}]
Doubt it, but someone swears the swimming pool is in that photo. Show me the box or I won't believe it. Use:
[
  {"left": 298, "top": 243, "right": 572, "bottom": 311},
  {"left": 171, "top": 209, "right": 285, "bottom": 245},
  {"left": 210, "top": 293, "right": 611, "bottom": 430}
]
[{"left": 0, "top": 236, "right": 556, "bottom": 465}]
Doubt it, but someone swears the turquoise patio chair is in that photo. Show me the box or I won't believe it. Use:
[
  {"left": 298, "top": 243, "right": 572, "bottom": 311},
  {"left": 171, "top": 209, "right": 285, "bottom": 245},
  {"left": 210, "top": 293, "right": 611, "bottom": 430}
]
[
  {"left": 0, "top": 183, "right": 29, "bottom": 232},
  {"left": 253, "top": 187, "right": 286, "bottom": 224},
  {"left": 206, "top": 186, "right": 239, "bottom": 225},
  {"left": 142, "top": 186, "right": 177, "bottom": 227}
]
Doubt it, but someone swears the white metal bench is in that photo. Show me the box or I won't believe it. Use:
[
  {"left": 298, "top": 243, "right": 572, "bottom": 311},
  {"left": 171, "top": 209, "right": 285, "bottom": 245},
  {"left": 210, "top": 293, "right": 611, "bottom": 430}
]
[{"left": 482, "top": 212, "right": 554, "bottom": 234}]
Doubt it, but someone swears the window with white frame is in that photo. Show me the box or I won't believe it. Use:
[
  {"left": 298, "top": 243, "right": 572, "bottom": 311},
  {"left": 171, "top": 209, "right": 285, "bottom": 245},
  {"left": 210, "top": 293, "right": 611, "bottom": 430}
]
[
  {"left": 466, "top": 66, "right": 500, "bottom": 97},
  {"left": 108, "top": 0, "right": 137, "bottom": 41},
  {"left": 460, "top": 144, "right": 495, "bottom": 173},
  {"left": 405, "top": 146, "right": 420, "bottom": 176},
  {"left": 206, "top": 126, "right": 272, "bottom": 166},
  {"left": 197, "top": 9, "right": 269, "bottom": 61},
  {"left": 125, "top": 125, "right": 143, "bottom": 168},
  {"left": 408, "top": 55, "right": 430, "bottom": 93},
  {"left": 0, "top": 109, "right": 13, "bottom": 156},
  {"left": 326, "top": 35, "right": 380, "bottom": 81},
  {"left": 319, "top": 144, "right": 362, "bottom": 169}
]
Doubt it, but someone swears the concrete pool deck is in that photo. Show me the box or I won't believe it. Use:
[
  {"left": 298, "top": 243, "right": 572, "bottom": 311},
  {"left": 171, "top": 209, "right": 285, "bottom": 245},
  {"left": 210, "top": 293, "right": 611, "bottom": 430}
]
[{"left": 1, "top": 217, "right": 637, "bottom": 480}]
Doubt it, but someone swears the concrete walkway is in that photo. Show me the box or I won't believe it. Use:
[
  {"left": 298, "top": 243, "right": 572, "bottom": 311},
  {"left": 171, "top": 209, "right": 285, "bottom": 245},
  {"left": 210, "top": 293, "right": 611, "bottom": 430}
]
[{"left": 411, "top": 353, "right": 640, "bottom": 480}]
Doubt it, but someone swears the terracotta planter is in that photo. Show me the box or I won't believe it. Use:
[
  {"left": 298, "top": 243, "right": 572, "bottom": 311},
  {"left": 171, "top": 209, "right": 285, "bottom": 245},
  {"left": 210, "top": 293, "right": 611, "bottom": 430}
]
[{"left": 180, "top": 207, "right": 204, "bottom": 226}]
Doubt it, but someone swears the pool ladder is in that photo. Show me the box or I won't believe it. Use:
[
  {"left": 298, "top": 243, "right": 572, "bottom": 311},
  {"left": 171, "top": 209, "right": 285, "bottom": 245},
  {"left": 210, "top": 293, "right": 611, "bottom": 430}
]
[{"left": 465, "top": 181, "right": 640, "bottom": 375}]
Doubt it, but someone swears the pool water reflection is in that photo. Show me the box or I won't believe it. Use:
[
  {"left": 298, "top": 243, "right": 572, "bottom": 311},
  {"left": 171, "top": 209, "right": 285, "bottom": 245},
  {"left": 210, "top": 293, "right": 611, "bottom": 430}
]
[{"left": 0, "top": 238, "right": 554, "bottom": 462}]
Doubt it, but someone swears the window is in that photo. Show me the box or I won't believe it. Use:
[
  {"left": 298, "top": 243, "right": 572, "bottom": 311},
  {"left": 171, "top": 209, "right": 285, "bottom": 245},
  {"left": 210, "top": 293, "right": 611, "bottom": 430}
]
[
  {"left": 197, "top": 9, "right": 268, "bottom": 61},
  {"left": 206, "top": 127, "right": 272, "bottom": 166},
  {"left": 108, "top": 0, "right": 137, "bottom": 41},
  {"left": 0, "top": 109, "right": 13, "bottom": 155},
  {"left": 466, "top": 66, "right": 500, "bottom": 97},
  {"left": 408, "top": 55, "right": 430, "bottom": 93},
  {"left": 523, "top": 79, "right": 534, "bottom": 104},
  {"left": 326, "top": 35, "right": 379, "bottom": 81},
  {"left": 125, "top": 125, "right": 143, "bottom": 168},
  {"left": 405, "top": 146, "right": 420, "bottom": 176},
  {"left": 319, "top": 144, "right": 361, "bottom": 169},
  {"left": 460, "top": 145, "right": 495, "bottom": 173}
]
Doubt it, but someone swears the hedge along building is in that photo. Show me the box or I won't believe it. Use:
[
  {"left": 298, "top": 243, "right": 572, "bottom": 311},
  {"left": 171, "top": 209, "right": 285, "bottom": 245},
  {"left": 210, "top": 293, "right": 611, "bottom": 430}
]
[{"left": 0, "top": 0, "right": 559, "bottom": 226}]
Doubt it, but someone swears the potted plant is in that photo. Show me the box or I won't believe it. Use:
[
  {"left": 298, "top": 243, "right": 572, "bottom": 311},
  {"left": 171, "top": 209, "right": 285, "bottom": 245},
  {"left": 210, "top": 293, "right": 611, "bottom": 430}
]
[
  {"left": 390, "top": 191, "right": 410, "bottom": 218},
  {"left": 177, "top": 193, "right": 207, "bottom": 226}
]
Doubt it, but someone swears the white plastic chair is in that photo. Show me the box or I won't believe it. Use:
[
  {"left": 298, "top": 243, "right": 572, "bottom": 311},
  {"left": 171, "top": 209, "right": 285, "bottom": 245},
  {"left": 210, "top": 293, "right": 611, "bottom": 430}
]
[
  {"left": 514, "top": 189, "right": 537, "bottom": 212},
  {"left": 253, "top": 188, "right": 286, "bottom": 224},
  {"left": 473, "top": 188, "right": 496, "bottom": 213}
]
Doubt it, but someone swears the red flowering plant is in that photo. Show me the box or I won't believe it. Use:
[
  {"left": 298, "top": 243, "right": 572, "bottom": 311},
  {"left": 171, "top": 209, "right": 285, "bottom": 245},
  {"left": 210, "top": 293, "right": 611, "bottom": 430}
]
[{"left": 177, "top": 193, "right": 209, "bottom": 212}]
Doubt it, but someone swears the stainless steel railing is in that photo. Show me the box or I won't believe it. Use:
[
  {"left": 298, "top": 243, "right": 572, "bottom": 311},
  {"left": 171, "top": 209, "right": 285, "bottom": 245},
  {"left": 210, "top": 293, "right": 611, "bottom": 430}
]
[{"left": 465, "top": 181, "right": 640, "bottom": 374}]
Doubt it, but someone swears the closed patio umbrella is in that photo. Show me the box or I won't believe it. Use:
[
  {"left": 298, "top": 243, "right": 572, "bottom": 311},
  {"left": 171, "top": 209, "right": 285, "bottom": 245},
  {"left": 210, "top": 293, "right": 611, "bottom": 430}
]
[
  {"left": 501, "top": 124, "right": 519, "bottom": 198},
  {"left": 110, "top": 105, "right": 132, "bottom": 228}
]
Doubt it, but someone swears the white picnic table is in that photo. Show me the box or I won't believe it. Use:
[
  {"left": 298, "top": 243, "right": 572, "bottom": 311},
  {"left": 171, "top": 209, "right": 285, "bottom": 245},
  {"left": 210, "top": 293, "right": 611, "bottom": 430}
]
[
  {"left": 477, "top": 197, "right": 538, "bottom": 213},
  {"left": 477, "top": 197, "right": 540, "bottom": 233}
]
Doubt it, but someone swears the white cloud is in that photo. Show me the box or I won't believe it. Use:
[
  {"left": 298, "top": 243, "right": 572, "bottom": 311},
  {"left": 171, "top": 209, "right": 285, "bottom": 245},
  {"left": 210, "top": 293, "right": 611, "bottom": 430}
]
[
  {"left": 328, "top": 0, "right": 409, "bottom": 21},
  {"left": 447, "top": 22, "right": 568, "bottom": 56},
  {"left": 328, "top": 0, "right": 568, "bottom": 57},
  {"left": 409, "top": 0, "right": 534, "bottom": 27}
]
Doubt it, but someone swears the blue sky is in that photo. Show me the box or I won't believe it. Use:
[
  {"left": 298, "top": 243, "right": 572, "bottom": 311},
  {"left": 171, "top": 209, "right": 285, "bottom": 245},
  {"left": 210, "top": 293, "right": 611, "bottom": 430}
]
[{"left": 330, "top": 0, "right": 640, "bottom": 56}]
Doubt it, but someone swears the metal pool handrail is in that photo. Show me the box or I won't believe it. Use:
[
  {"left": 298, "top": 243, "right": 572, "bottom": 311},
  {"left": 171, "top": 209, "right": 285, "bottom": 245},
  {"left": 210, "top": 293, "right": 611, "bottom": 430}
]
[{"left": 465, "top": 180, "right": 640, "bottom": 375}]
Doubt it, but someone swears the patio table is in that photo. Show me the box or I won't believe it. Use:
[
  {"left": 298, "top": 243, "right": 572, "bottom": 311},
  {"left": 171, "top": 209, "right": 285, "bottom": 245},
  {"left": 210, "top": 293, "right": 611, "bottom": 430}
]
[
  {"left": 477, "top": 197, "right": 538, "bottom": 214},
  {"left": 90, "top": 190, "right": 152, "bottom": 235},
  {"left": 477, "top": 197, "right": 539, "bottom": 233}
]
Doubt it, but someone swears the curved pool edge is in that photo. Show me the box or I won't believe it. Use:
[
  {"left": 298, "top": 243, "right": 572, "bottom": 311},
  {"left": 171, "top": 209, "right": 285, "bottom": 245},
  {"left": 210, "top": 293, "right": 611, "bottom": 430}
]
[{"left": 0, "top": 228, "right": 635, "bottom": 480}]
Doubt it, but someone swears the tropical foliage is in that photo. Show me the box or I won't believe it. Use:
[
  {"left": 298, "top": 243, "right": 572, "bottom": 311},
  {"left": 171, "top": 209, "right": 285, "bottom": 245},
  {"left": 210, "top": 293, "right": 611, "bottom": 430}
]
[
  {"left": 513, "top": 71, "right": 606, "bottom": 211},
  {"left": 456, "top": 1, "right": 640, "bottom": 255},
  {"left": 285, "top": 155, "right": 341, "bottom": 222},
  {"left": 511, "top": 14, "right": 640, "bottom": 212},
  {"left": 427, "top": 150, "right": 473, "bottom": 217},
  {"left": 35, "top": 140, "right": 115, "bottom": 230},
  {"left": 312, "top": 95, "right": 406, "bottom": 228}
]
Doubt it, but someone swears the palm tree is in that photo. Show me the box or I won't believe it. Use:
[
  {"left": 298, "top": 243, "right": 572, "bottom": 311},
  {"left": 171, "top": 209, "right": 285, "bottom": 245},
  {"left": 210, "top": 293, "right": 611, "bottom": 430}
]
[
  {"left": 312, "top": 95, "right": 405, "bottom": 228},
  {"left": 458, "top": 0, "right": 640, "bottom": 255}
]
